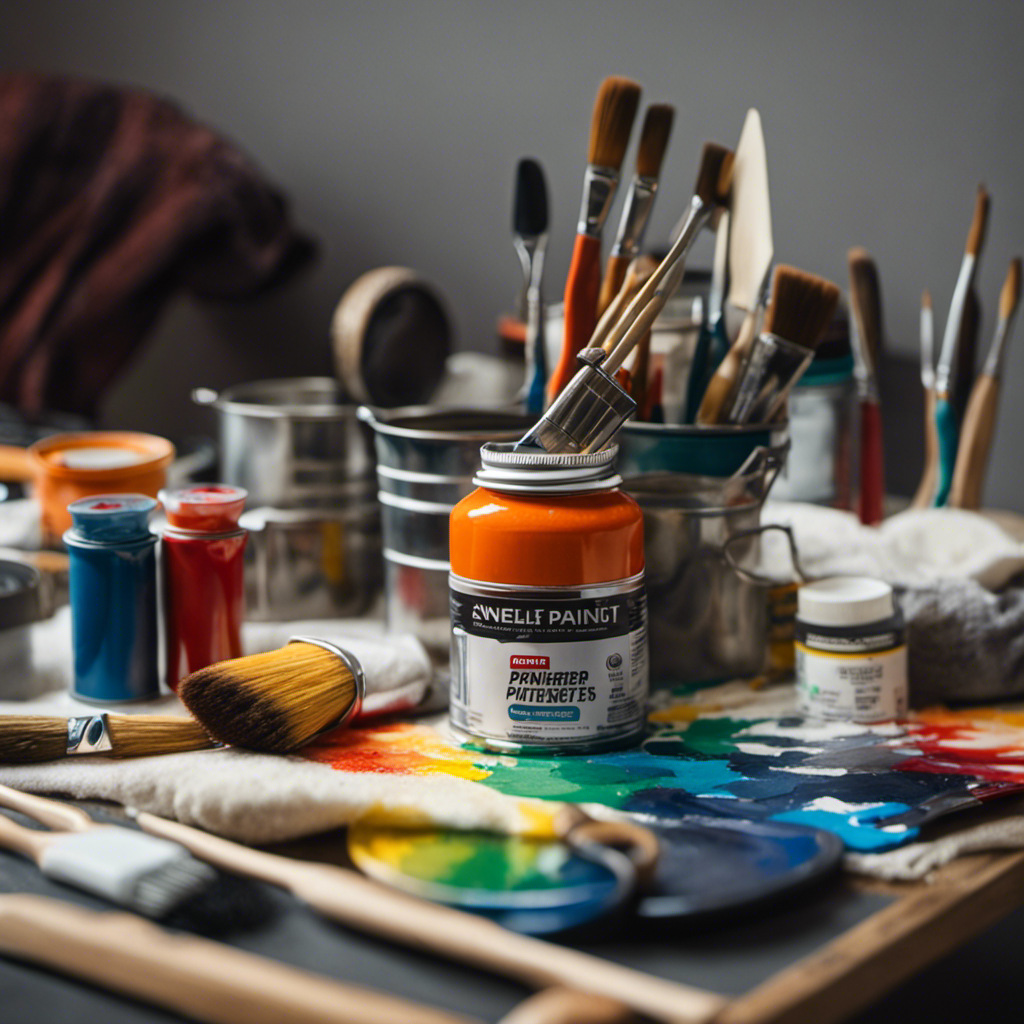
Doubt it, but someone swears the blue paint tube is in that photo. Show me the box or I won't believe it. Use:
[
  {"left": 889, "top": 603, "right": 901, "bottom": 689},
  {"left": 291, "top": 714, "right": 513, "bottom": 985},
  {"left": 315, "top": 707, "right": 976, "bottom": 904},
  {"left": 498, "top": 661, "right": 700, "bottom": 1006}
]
[{"left": 64, "top": 494, "right": 160, "bottom": 703}]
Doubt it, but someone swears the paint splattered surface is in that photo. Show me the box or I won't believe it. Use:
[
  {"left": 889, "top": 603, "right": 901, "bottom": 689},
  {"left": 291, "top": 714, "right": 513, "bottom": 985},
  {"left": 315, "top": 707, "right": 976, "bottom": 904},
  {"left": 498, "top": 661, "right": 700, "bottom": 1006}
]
[{"left": 303, "top": 685, "right": 1024, "bottom": 853}]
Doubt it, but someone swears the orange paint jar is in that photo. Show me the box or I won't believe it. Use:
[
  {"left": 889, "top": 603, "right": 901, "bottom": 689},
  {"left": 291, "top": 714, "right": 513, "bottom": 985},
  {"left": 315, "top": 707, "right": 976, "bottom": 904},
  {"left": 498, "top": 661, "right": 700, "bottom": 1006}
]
[{"left": 449, "top": 443, "right": 647, "bottom": 754}]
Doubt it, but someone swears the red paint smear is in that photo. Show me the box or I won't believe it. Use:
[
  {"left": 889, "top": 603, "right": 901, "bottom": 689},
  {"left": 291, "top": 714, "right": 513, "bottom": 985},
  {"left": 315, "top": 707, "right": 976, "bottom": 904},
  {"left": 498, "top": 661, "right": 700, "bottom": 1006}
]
[{"left": 891, "top": 717, "right": 1024, "bottom": 785}]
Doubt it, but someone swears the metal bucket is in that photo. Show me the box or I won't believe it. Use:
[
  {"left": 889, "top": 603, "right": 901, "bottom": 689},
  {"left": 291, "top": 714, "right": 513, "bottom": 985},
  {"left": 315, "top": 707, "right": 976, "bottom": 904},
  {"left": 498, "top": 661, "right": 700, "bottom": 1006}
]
[
  {"left": 624, "top": 443, "right": 786, "bottom": 686},
  {"left": 192, "top": 377, "right": 375, "bottom": 508},
  {"left": 358, "top": 406, "right": 534, "bottom": 656}
]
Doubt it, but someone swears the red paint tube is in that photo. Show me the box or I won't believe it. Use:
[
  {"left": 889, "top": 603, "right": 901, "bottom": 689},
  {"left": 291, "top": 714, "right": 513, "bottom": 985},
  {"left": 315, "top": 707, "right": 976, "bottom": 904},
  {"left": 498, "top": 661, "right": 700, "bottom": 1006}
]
[{"left": 159, "top": 485, "right": 247, "bottom": 691}]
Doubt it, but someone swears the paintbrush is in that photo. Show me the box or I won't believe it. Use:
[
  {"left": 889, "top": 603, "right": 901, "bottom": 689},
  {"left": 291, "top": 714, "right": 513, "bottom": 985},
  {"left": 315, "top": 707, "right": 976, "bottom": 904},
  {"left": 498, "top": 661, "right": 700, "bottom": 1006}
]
[
  {"left": 0, "top": 894, "right": 479, "bottom": 1024},
  {"left": 724, "top": 265, "right": 841, "bottom": 424},
  {"left": 178, "top": 637, "right": 364, "bottom": 753},
  {"left": 546, "top": 77, "right": 641, "bottom": 404},
  {"left": 513, "top": 158, "right": 550, "bottom": 415},
  {"left": 0, "top": 713, "right": 215, "bottom": 764},
  {"left": 911, "top": 290, "right": 939, "bottom": 508},
  {"left": 933, "top": 185, "right": 990, "bottom": 506},
  {"left": 594, "top": 254, "right": 658, "bottom": 353},
  {"left": 596, "top": 103, "right": 674, "bottom": 317},
  {"left": 515, "top": 145, "right": 732, "bottom": 455},
  {"left": 848, "top": 247, "right": 886, "bottom": 525},
  {"left": 130, "top": 810, "right": 722, "bottom": 1024},
  {"left": 0, "top": 783, "right": 217, "bottom": 919},
  {"left": 949, "top": 258, "right": 1022, "bottom": 509},
  {"left": 601, "top": 143, "right": 735, "bottom": 374}
]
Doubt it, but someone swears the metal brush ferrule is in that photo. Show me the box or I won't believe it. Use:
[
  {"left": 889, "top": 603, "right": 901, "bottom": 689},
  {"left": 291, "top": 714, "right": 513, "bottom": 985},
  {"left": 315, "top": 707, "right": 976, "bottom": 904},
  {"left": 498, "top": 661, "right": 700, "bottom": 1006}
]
[
  {"left": 984, "top": 319, "right": 1010, "bottom": 377},
  {"left": 289, "top": 636, "right": 366, "bottom": 733},
  {"left": 514, "top": 348, "right": 636, "bottom": 454},
  {"left": 728, "top": 332, "right": 815, "bottom": 424},
  {"left": 672, "top": 194, "right": 712, "bottom": 255},
  {"left": 610, "top": 175, "right": 658, "bottom": 258},
  {"left": 577, "top": 165, "right": 619, "bottom": 237},
  {"left": 67, "top": 714, "right": 114, "bottom": 756}
]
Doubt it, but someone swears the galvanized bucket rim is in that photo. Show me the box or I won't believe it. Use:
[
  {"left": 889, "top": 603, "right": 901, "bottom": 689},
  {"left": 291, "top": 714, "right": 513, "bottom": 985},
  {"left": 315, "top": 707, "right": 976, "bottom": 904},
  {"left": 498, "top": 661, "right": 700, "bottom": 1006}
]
[
  {"left": 621, "top": 419, "right": 787, "bottom": 437},
  {"left": 193, "top": 377, "right": 355, "bottom": 420},
  {"left": 357, "top": 404, "right": 532, "bottom": 442}
]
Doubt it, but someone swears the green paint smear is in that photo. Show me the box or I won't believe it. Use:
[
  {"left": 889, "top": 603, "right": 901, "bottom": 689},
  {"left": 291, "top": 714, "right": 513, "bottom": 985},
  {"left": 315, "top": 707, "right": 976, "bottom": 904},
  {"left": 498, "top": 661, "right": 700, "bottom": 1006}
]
[{"left": 643, "top": 717, "right": 764, "bottom": 757}]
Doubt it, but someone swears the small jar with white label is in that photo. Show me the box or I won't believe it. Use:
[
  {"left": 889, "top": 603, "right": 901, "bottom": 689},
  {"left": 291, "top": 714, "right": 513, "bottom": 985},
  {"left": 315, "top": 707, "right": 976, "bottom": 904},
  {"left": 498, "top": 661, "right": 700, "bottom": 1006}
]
[
  {"left": 449, "top": 443, "right": 648, "bottom": 754},
  {"left": 795, "top": 576, "right": 908, "bottom": 722}
]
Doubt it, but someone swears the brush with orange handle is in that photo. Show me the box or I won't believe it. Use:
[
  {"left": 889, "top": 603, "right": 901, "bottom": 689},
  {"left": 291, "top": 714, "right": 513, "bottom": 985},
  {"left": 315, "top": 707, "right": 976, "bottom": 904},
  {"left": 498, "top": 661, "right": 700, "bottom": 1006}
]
[
  {"left": 596, "top": 103, "right": 674, "bottom": 317},
  {"left": 546, "top": 77, "right": 641, "bottom": 404}
]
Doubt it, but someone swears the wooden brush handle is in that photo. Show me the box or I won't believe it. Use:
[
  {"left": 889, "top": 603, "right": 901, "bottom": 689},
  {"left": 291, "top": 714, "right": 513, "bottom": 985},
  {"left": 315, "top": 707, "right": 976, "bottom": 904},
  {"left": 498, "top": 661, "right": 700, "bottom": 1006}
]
[
  {"left": 0, "top": 812, "right": 54, "bottom": 861},
  {"left": 696, "top": 309, "right": 759, "bottom": 423},
  {"left": 858, "top": 399, "right": 885, "bottom": 525},
  {"left": 136, "top": 813, "right": 724, "bottom": 1024},
  {"left": 547, "top": 234, "right": 602, "bottom": 402},
  {"left": 499, "top": 988, "right": 635, "bottom": 1024},
  {"left": 0, "top": 894, "right": 480, "bottom": 1024},
  {"left": 0, "top": 783, "right": 94, "bottom": 832},
  {"left": 0, "top": 444, "right": 33, "bottom": 482},
  {"left": 598, "top": 253, "right": 630, "bottom": 319},
  {"left": 949, "top": 373, "right": 999, "bottom": 509},
  {"left": 910, "top": 387, "right": 940, "bottom": 508}
]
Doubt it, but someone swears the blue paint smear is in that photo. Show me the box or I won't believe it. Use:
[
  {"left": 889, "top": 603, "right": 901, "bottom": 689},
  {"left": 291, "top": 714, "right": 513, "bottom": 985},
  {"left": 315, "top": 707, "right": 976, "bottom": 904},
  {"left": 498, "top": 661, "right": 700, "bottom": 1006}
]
[{"left": 774, "top": 805, "right": 917, "bottom": 852}]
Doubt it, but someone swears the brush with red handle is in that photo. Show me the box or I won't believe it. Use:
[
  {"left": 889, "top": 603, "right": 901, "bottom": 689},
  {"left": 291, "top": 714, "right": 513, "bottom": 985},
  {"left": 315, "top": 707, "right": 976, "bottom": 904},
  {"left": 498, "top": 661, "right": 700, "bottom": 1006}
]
[
  {"left": 848, "top": 248, "right": 886, "bottom": 525},
  {"left": 546, "top": 76, "right": 641, "bottom": 404}
]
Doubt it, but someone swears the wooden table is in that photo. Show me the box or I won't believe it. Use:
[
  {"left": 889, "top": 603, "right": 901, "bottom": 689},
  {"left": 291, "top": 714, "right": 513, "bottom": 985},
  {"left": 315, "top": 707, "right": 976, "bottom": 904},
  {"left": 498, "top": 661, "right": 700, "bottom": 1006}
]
[{"left": 2, "top": 794, "right": 1023, "bottom": 1024}]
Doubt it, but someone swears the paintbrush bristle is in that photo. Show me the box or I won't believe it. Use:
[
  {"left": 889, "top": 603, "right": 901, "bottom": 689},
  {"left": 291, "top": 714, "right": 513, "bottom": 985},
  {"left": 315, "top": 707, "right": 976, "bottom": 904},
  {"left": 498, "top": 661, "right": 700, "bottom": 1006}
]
[
  {"left": 106, "top": 717, "right": 215, "bottom": 758},
  {"left": 693, "top": 142, "right": 735, "bottom": 207},
  {"left": 1001, "top": 258, "right": 1021, "bottom": 321},
  {"left": 763, "top": 265, "right": 841, "bottom": 352},
  {"left": 178, "top": 643, "right": 356, "bottom": 753},
  {"left": 513, "top": 158, "right": 548, "bottom": 237},
  {"left": 635, "top": 104, "right": 674, "bottom": 179},
  {"left": 966, "top": 185, "right": 990, "bottom": 256},
  {"left": 588, "top": 76, "right": 642, "bottom": 169},
  {"left": 848, "top": 246, "right": 884, "bottom": 375},
  {"left": 922, "top": 288, "right": 932, "bottom": 310}
]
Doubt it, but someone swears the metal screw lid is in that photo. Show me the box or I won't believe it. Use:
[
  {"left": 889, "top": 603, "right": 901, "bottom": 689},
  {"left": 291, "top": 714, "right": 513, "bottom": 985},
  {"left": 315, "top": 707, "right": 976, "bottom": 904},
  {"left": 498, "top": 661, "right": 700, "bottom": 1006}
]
[{"left": 475, "top": 443, "right": 621, "bottom": 493}]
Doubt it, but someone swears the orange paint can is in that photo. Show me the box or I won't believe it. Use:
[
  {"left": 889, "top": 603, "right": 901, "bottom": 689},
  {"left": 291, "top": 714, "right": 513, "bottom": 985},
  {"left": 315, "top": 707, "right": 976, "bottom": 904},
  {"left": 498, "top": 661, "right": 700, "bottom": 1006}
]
[{"left": 449, "top": 443, "right": 647, "bottom": 754}]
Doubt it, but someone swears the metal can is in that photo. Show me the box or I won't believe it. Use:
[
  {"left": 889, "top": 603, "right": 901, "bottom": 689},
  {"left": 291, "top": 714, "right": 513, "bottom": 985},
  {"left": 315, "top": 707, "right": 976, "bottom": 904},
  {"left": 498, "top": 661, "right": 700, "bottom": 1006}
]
[
  {"left": 160, "top": 485, "right": 248, "bottom": 689},
  {"left": 64, "top": 494, "right": 159, "bottom": 703},
  {"left": 449, "top": 443, "right": 648, "bottom": 754}
]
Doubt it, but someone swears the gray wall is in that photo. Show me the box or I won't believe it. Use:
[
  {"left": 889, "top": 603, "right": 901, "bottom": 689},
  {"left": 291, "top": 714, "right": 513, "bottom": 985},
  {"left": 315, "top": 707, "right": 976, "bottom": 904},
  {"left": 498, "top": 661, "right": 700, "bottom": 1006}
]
[{"left": 2, "top": 0, "right": 1023, "bottom": 505}]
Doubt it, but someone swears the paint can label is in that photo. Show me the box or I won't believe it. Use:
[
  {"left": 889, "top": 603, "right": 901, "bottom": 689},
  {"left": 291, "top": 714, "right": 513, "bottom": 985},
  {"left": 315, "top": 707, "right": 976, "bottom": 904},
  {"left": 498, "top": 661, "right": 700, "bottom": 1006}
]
[
  {"left": 449, "top": 573, "right": 648, "bottom": 752},
  {"left": 795, "top": 639, "right": 908, "bottom": 722}
]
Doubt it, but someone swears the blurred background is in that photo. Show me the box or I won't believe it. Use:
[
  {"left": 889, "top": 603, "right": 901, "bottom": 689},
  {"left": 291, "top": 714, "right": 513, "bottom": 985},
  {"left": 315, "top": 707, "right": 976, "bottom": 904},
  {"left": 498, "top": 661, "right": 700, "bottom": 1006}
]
[{"left": 1, "top": 0, "right": 1022, "bottom": 503}]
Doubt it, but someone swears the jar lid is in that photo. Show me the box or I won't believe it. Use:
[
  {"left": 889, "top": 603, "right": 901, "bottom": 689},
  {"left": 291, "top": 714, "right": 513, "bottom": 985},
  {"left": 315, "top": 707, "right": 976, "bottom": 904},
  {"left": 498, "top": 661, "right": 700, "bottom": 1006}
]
[
  {"left": 159, "top": 485, "right": 247, "bottom": 532},
  {"left": 474, "top": 443, "right": 621, "bottom": 493},
  {"left": 66, "top": 494, "right": 157, "bottom": 543},
  {"left": 797, "top": 576, "right": 894, "bottom": 627}
]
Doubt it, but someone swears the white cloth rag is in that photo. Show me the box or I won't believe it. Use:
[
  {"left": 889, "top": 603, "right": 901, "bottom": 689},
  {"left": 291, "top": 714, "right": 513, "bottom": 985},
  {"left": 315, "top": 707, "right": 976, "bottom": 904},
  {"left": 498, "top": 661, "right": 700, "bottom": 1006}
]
[{"left": 845, "top": 817, "right": 1024, "bottom": 881}]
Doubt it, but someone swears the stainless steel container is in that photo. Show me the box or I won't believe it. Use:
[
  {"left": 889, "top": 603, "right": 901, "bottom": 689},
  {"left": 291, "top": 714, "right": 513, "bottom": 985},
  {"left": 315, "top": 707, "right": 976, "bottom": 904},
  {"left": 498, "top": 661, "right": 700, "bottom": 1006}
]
[
  {"left": 194, "top": 377, "right": 381, "bottom": 619},
  {"left": 358, "top": 407, "right": 534, "bottom": 657},
  {"left": 192, "top": 377, "right": 375, "bottom": 508},
  {"left": 624, "top": 444, "right": 785, "bottom": 686},
  {"left": 239, "top": 506, "right": 381, "bottom": 621}
]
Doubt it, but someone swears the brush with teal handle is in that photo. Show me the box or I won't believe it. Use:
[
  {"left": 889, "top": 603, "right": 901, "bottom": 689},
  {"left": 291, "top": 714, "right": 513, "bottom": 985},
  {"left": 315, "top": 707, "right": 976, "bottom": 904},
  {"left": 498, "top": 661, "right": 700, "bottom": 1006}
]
[{"left": 932, "top": 186, "right": 988, "bottom": 506}]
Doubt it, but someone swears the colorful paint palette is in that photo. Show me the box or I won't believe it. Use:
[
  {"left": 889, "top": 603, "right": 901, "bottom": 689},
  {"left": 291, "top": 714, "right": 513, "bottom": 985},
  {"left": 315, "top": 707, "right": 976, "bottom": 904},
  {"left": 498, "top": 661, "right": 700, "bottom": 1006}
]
[{"left": 347, "top": 823, "right": 632, "bottom": 934}]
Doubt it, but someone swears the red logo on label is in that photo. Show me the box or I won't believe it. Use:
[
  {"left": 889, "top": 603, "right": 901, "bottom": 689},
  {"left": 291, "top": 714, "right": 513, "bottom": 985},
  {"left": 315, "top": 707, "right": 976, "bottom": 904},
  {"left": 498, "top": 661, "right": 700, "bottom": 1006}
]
[{"left": 510, "top": 655, "right": 549, "bottom": 669}]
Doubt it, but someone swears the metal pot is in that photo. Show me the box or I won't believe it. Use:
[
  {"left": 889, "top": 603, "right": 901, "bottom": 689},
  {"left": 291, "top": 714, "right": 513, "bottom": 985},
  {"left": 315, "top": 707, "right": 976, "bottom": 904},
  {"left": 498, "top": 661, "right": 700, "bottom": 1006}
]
[
  {"left": 358, "top": 406, "right": 534, "bottom": 657},
  {"left": 193, "top": 377, "right": 375, "bottom": 508}
]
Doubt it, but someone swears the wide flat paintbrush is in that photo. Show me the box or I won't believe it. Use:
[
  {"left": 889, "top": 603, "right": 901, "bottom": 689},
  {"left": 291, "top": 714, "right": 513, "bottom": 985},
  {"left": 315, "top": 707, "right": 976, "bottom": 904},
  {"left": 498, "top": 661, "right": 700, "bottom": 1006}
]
[
  {"left": 933, "top": 185, "right": 989, "bottom": 506},
  {"left": 513, "top": 158, "right": 550, "bottom": 415},
  {"left": 724, "top": 265, "right": 841, "bottom": 424},
  {"left": 949, "top": 258, "right": 1022, "bottom": 509},
  {"left": 596, "top": 103, "right": 674, "bottom": 316},
  {"left": 546, "top": 77, "right": 641, "bottom": 404},
  {"left": 911, "top": 290, "right": 939, "bottom": 508},
  {"left": 848, "top": 247, "right": 886, "bottom": 525}
]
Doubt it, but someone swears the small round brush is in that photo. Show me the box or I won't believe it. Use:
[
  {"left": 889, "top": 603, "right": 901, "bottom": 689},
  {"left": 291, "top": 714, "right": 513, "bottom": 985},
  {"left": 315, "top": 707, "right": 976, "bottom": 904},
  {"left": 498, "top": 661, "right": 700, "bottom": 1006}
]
[{"left": 178, "top": 638, "right": 365, "bottom": 753}]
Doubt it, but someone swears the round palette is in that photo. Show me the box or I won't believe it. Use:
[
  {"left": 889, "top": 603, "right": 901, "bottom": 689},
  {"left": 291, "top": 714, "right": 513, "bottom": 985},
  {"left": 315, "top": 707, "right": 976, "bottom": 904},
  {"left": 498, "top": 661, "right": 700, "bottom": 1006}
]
[{"left": 347, "top": 824, "right": 633, "bottom": 934}]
